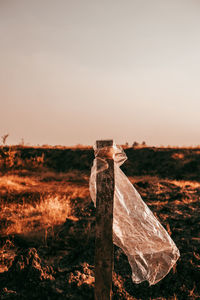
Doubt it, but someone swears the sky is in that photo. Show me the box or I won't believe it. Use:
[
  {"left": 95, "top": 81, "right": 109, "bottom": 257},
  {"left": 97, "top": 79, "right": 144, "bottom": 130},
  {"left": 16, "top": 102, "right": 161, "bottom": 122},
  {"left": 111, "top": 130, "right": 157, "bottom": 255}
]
[{"left": 0, "top": 0, "right": 200, "bottom": 147}]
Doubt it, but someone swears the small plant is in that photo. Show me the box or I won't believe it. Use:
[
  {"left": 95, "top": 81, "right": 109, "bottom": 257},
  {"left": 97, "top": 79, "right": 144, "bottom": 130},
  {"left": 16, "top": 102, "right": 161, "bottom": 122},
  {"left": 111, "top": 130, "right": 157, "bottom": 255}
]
[
  {"left": 0, "top": 134, "right": 16, "bottom": 174},
  {"left": 132, "top": 141, "right": 139, "bottom": 147},
  {"left": 1, "top": 134, "right": 9, "bottom": 145}
]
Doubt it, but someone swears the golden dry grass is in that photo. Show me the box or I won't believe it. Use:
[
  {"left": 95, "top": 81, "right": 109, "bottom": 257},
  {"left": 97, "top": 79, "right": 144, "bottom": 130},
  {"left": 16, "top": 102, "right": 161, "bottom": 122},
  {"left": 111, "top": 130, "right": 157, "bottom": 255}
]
[
  {"left": 0, "top": 168, "right": 200, "bottom": 299},
  {"left": 0, "top": 195, "right": 71, "bottom": 236},
  {"left": 0, "top": 172, "right": 89, "bottom": 238}
]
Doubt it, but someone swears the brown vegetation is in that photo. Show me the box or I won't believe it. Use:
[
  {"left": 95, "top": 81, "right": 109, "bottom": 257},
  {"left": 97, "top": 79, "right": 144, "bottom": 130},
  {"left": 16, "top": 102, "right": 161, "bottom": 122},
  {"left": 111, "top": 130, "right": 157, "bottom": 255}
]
[{"left": 0, "top": 146, "right": 200, "bottom": 299}]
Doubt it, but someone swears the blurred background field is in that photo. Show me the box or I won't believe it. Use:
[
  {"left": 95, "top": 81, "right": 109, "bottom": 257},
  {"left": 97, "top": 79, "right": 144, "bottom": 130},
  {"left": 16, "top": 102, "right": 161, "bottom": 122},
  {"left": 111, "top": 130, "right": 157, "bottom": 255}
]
[{"left": 0, "top": 146, "right": 200, "bottom": 299}]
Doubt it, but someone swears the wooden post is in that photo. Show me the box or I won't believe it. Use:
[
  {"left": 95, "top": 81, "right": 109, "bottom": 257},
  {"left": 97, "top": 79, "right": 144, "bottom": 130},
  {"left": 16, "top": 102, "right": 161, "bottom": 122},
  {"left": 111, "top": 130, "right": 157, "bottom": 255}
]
[{"left": 95, "top": 140, "right": 115, "bottom": 300}]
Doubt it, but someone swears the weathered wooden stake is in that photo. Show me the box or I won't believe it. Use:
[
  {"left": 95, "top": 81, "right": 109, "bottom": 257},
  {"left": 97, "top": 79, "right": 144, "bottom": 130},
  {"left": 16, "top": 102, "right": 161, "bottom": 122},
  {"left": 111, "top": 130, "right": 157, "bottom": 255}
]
[{"left": 95, "top": 140, "right": 115, "bottom": 300}]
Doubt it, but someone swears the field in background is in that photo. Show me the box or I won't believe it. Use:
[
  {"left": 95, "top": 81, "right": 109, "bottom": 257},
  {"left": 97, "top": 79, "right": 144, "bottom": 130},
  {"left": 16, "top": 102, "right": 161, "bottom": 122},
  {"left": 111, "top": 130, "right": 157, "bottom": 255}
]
[{"left": 0, "top": 146, "right": 200, "bottom": 299}]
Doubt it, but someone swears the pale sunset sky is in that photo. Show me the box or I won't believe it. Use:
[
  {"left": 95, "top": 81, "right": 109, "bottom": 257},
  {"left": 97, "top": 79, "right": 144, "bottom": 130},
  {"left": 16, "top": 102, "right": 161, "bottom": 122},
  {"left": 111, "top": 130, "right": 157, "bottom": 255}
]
[{"left": 0, "top": 0, "right": 200, "bottom": 146}]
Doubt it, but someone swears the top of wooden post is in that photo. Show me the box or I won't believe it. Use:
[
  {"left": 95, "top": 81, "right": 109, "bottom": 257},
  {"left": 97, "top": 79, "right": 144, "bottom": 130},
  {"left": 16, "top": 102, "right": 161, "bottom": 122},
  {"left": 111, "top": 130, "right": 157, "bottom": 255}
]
[{"left": 96, "top": 140, "right": 113, "bottom": 149}]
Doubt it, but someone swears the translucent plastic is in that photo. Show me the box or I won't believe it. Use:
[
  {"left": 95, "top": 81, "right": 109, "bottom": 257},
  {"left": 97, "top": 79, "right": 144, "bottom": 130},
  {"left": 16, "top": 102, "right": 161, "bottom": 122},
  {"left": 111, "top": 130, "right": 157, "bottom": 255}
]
[{"left": 89, "top": 142, "right": 180, "bottom": 285}]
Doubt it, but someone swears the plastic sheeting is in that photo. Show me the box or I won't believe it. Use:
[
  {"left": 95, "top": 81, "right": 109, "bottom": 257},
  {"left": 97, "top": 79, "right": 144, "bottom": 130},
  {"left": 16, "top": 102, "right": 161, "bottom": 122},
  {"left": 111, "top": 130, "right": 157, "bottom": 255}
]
[{"left": 89, "top": 142, "right": 180, "bottom": 285}]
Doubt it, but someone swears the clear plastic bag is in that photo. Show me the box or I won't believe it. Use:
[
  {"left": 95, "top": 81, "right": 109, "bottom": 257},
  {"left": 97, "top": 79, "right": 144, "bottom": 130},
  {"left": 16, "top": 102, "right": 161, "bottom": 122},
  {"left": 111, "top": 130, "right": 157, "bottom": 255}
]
[{"left": 89, "top": 142, "right": 180, "bottom": 285}]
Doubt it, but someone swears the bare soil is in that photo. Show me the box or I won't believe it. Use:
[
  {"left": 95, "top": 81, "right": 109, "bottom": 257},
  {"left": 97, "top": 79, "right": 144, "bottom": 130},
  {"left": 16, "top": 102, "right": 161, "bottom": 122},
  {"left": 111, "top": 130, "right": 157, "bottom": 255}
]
[{"left": 0, "top": 146, "right": 200, "bottom": 299}]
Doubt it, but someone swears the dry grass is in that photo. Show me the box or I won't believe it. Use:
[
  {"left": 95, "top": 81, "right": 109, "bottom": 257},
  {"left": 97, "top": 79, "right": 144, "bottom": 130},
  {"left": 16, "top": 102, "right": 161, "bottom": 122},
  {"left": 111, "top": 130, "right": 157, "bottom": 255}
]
[
  {"left": 0, "top": 175, "right": 38, "bottom": 194},
  {"left": 0, "top": 194, "right": 71, "bottom": 236},
  {"left": 129, "top": 175, "right": 200, "bottom": 189},
  {"left": 169, "top": 179, "right": 200, "bottom": 189},
  {"left": 0, "top": 172, "right": 89, "bottom": 238},
  {"left": 0, "top": 167, "right": 200, "bottom": 299}
]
